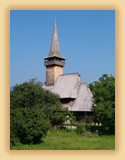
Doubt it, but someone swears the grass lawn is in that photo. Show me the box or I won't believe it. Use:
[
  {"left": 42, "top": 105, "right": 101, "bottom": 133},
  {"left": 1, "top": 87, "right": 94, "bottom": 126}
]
[{"left": 10, "top": 129, "right": 115, "bottom": 150}]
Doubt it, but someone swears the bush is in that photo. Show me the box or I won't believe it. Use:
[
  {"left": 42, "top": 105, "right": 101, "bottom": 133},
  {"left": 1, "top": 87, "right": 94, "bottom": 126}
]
[
  {"left": 10, "top": 80, "right": 76, "bottom": 145},
  {"left": 47, "top": 128, "right": 77, "bottom": 137},
  {"left": 76, "top": 122, "right": 87, "bottom": 135},
  {"left": 10, "top": 107, "right": 49, "bottom": 145}
]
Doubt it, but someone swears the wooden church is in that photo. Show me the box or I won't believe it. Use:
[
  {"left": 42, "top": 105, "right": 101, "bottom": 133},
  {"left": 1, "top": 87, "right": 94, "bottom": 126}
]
[{"left": 43, "top": 20, "right": 93, "bottom": 121}]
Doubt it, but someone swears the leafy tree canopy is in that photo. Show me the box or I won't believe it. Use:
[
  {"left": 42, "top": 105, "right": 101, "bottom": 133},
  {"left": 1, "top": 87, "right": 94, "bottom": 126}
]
[
  {"left": 10, "top": 107, "right": 49, "bottom": 145},
  {"left": 10, "top": 80, "right": 75, "bottom": 145},
  {"left": 89, "top": 74, "right": 115, "bottom": 134}
]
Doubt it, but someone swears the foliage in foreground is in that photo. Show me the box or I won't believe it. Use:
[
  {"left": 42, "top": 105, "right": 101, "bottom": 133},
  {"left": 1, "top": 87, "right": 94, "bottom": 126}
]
[
  {"left": 89, "top": 74, "right": 115, "bottom": 134},
  {"left": 76, "top": 122, "right": 87, "bottom": 135},
  {"left": 10, "top": 128, "right": 115, "bottom": 150},
  {"left": 10, "top": 80, "right": 75, "bottom": 145},
  {"left": 10, "top": 107, "right": 49, "bottom": 145}
]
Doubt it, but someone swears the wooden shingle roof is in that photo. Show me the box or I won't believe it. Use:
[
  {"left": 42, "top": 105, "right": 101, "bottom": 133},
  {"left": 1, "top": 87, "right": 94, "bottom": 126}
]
[
  {"left": 43, "top": 73, "right": 80, "bottom": 98},
  {"left": 68, "top": 83, "right": 93, "bottom": 111},
  {"left": 43, "top": 73, "right": 93, "bottom": 112}
]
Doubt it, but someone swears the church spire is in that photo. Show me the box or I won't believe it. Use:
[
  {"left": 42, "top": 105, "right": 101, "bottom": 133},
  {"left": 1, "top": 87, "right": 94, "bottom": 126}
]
[
  {"left": 50, "top": 18, "right": 60, "bottom": 54},
  {"left": 44, "top": 18, "right": 65, "bottom": 86},
  {"left": 44, "top": 19, "right": 65, "bottom": 60}
]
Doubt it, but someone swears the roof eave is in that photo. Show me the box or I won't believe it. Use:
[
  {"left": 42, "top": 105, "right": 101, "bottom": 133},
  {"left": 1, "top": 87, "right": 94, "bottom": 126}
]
[{"left": 44, "top": 55, "right": 65, "bottom": 60}]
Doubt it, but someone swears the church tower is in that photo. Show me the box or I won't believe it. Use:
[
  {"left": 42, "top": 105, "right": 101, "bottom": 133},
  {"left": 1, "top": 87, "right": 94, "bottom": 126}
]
[{"left": 44, "top": 20, "right": 65, "bottom": 86}]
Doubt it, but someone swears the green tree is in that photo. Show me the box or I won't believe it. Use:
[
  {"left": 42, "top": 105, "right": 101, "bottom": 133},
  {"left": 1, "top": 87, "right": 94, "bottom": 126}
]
[
  {"left": 10, "top": 80, "right": 45, "bottom": 109},
  {"left": 89, "top": 74, "right": 115, "bottom": 134},
  {"left": 10, "top": 80, "right": 75, "bottom": 145},
  {"left": 10, "top": 107, "right": 49, "bottom": 145}
]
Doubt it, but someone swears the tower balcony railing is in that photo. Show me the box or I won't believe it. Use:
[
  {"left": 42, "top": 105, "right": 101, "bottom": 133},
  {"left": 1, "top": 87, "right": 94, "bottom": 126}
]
[{"left": 44, "top": 59, "right": 65, "bottom": 67}]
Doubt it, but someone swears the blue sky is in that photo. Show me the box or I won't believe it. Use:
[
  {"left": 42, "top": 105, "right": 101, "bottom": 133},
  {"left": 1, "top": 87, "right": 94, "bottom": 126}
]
[{"left": 10, "top": 10, "right": 115, "bottom": 86}]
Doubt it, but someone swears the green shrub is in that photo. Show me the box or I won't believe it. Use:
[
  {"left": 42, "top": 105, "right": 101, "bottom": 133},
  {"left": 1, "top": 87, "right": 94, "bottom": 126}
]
[
  {"left": 10, "top": 133, "right": 20, "bottom": 146},
  {"left": 85, "top": 124, "right": 114, "bottom": 135},
  {"left": 10, "top": 80, "right": 76, "bottom": 145},
  {"left": 10, "top": 107, "right": 49, "bottom": 145},
  {"left": 47, "top": 128, "right": 77, "bottom": 137},
  {"left": 11, "top": 80, "right": 75, "bottom": 128},
  {"left": 76, "top": 122, "right": 87, "bottom": 135}
]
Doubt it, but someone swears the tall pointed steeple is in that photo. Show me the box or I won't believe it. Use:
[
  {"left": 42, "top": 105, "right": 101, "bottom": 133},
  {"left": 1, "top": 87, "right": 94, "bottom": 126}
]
[
  {"left": 44, "top": 19, "right": 65, "bottom": 60},
  {"left": 44, "top": 19, "right": 65, "bottom": 86},
  {"left": 50, "top": 18, "right": 60, "bottom": 55}
]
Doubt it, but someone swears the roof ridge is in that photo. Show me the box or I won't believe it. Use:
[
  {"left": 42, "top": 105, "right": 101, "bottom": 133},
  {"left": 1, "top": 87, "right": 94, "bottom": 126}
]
[
  {"left": 80, "top": 83, "right": 88, "bottom": 84},
  {"left": 60, "top": 72, "right": 80, "bottom": 76}
]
